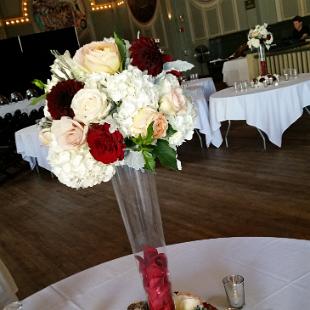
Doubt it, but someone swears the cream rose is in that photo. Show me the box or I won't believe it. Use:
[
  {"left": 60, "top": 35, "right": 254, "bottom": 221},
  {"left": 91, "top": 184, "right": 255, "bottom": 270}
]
[
  {"left": 174, "top": 292, "right": 203, "bottom": 310},
  {"left": 71, "top": 88, "right": 110, "bottom": 125},
  {"left": 73, "top": 41, "right": 121, "bottom": 74},
  {"left": 51, "top": 117, "right": 88, "bottom": 150},
  {"left": 131, "top": 107, "right": 168, "bottom": 139},
  {"left": 160, "top": 87, "right": 187, "bottom": 116},
  {"left": 39, "top": 128, "right": 52, "bottom": 146}
]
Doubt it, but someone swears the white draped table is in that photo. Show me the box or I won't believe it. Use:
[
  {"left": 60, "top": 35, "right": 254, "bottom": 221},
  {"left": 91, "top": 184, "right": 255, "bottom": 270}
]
[
  {"left": 222, "top": 58, "right": 250, "bottom": 86},
  {"left": 209, "top": 73, "right": 310, "bottom": 148},
  {"left": 0, "top": 99, "right": 44, "bottom": 117},
  {"left": 183, "top": 78, "right": 222, "bottom": 147},
  {"left": 22, "top": 237, "right": 310, "bottom": 310},
  {"left": 15, "top": 125, "right": 50, "bottom": 171}
]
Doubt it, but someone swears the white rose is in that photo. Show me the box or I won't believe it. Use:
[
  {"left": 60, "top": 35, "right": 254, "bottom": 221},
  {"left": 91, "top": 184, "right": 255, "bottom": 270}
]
[{"left": 71, "top": 88, "right": 110, "bottom": 124}]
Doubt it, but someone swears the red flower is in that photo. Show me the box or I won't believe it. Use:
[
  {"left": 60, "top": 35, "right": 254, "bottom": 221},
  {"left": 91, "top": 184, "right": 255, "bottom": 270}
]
[
  {"left": 136, "top": 246, "right": 174, "bottom": 310},
  {"left": 87, "top": 123, "right": 125, "bottom": 164},
  {"left": 47, "top": 80, "right": 84, "bottom": 120},
  {"left": 130, "top": 37, "right": 172, "bottom": 76}
]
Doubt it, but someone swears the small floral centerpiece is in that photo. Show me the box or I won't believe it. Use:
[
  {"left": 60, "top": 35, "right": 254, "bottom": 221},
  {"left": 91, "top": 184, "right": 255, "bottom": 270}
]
[
  {"left": 247, "top": 23, "right": 273, "bottom": 76},
  {"left": 36, "top": 34, "right": 195, "bottom": 189},
  {"left": 247, "top": 23, "right": 273, "bottom": 50},
  {"left": 252, "top": 73, "right": 279, "bottom": 88}
]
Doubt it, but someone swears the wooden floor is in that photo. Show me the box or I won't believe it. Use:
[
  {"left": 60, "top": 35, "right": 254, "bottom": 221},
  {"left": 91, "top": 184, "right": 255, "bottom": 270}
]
[{"left": 0, "top": 112, "right": 310, "bottom": 299}]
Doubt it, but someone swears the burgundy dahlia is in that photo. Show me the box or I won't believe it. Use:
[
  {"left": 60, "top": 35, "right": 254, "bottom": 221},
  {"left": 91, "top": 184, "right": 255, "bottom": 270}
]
[
  {"left": 87, "top": 123, "right": 125, "bottom": 164},
  {"left": 47, "top": 80, "right": 84, "bottom": 120},
  {"left": 130, "top": 36, "right": 172, "bottom": 76}
]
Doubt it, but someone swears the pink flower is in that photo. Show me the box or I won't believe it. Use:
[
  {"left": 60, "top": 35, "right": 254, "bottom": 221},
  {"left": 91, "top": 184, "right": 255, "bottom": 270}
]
[{"left": 51, "top": 117, "right": 88, "bottom": 150}]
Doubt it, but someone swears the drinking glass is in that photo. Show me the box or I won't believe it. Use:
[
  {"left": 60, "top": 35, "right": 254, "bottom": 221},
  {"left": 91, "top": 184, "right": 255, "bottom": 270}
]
[
  {"left": 233, "top": 81, "right": 240, "bottom": 93},
  {"left": 223, "top": 275, "right": 245, "bottom": 309},
  {"left": 241, "top": 81, "right": 248, "bottom": 92}
]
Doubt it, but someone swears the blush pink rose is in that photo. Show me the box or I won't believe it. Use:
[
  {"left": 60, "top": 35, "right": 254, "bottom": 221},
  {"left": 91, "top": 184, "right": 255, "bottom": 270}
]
[
  {"left": 160, "top": 87, "right": 187, "bottom": 116},
  {"left": 153, "top": 112, "right": 168, "bottom": 139},
  {"left": 51, "top": 117, "right": 88, "bottom": 150}
]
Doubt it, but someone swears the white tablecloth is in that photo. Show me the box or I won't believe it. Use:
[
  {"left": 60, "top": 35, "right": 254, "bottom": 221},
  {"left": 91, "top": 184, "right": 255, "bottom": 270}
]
[
  {"left": 0, "top": 99, "right": 44, "bottom": 118},
  {"left": 222, "top": 57, "right": 250, "bottom": 86},
  {"left": 182, "top": 78, "right": 222, "bottom": 147},
  {"left": 209, "top": 73, "right": 310, "bottom": 147},
  {"left": 22, "top": 237, "right": 310, "bottom": 310},
  {"left": 15, "top": 125, "right": 50, "bottom": 171}
]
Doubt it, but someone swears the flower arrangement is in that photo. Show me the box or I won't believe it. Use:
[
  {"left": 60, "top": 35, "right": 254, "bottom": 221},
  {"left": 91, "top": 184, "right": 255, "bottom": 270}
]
[
  {"left": 252, "top": 73, "right": 279, "bottom": 88},
  {"left": 247, "top": 23, "right": 273, "bottom": 50},
  {"left": 36, "top": 34, "right": 195, "bottom": 189}
]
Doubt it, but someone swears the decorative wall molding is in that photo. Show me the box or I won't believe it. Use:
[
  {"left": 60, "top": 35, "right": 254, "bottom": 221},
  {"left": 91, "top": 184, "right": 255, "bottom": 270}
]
[
  {"left": 127, "top": 0, "right": 168, "bottom": 50},
  {"left": 275, "top": 0, "right": 304, "bottom": 21},
  {"left": 191, "top": 0, "right": 219, "bottom": 8},
  {"left": 185, "top": 0, "right": 208, "bottom": 41}
]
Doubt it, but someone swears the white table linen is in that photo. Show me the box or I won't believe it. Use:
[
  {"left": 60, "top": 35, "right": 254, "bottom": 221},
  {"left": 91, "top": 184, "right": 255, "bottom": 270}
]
[
  {"left": 209, "top": 73, "right": 310, "bottom": 147},
  {"left": 15, "top": 125, "right": 50, "bottom": 171},
  {"left": 0, "top": 99, "right": 44, "bottom": 118},
  {"left": 184, "top": 86, "right": 222, "bottom": 147},
  {"left": 222, "top": 57, "right": 250, "bottom": 86},
  {"left": 22, "top": 237, "right": 310, "bottom": 310},
  {"left": 182, "top": 77, "right": 216, "bottom": 100},
  {"left": 182, "top": 78, "right": 222, "bottom": 147},
  {"left": 0, "top": 259, "right": 18, "bottom": 308}
]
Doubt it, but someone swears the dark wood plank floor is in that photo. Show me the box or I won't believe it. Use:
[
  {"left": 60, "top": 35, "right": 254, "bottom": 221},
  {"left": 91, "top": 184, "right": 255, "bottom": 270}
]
[{"left": 0, "top": 112, "right": 310, "bottom": 299}]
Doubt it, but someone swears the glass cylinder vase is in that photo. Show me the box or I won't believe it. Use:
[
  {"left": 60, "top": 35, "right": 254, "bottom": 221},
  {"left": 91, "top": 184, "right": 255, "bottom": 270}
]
[
  {"left": 258, "top": 43, "right": 267, "bottom": 76},
  {"left": 112, "top": 166, "right": 175, "bottom": 310}
]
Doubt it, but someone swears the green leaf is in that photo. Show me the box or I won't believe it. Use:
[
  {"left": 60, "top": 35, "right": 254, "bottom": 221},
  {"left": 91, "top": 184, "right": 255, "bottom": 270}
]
[
  {"left": 144, "top": 122, "right": 154, "bottom": 145},
  {"left": 30, "top": 94, "right": 47, "bottom": 106},
  {"left": 32, "top": 79, "right": 46, "bottom": 90},
  {"left": 143, "top": 150, "right": 156, "bottom": 171},
  {"left": 114, "top": 32, "right": 127, "bottom": 71},
  {"left": 125, "top": 138, "right": 135, "bottom": 148},
  {"left": 166, "top": 124, "right": 177, "bottom": 138},
  {"left": 153, "top": 139, "right": 178, "bottom": 170}
]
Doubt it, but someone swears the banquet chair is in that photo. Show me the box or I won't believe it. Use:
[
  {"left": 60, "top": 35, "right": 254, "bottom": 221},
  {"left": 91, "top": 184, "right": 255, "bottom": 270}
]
[{"left": 0, "top": 259, "right": 18, "bottom": 308}]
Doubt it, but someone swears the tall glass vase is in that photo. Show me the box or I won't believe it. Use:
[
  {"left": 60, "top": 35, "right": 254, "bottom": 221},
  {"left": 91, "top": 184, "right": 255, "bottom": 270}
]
[
  {"left": 112, "top": 166, "right": 175, "bottom": 310},
  {"left": 258, "top": 43, "right": 267, "bottom": 76}
]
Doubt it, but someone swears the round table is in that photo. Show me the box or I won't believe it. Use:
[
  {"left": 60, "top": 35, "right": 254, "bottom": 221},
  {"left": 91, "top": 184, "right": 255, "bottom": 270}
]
[
  {"left": 209, "top": 73, "right": 310, "bottom": 148},
  {"left": 21, "top": 237, "right": 310, "bottom": 309},
  {"left": 0, "top": 99, "right": 44, "bottom": 118}
]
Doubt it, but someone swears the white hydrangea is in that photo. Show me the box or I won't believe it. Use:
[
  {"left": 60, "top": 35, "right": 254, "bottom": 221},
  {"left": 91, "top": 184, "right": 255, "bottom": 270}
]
[
  {"left": 48, "top": 140, "right": 115, "bottom": 189},
  {"left": 123, "top": 150, "right": 145, "bottom": 171},
  {"left": 106, "top": 66, "right": 159, "bottom": 136},
  {"left": 167, "top": 99, "right": 195, "bottom": 148}
]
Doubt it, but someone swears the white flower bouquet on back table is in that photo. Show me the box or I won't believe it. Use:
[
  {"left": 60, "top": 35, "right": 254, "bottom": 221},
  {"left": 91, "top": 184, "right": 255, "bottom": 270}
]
[
  {"left": 247, "top": 23, "right": 273, "bottom": 50},
  {"left": 35, "top": 34, "right": 195, "bottom": 189}
]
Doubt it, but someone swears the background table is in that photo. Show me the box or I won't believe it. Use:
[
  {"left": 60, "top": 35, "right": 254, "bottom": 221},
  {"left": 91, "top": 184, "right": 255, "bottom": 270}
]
[
  {"left": 209, "top": 73, "right": 310, "bottom": 148},
  {"left": 182, "top": 78, "right": 222, "bottom": 147},
  {"left": 222, "top": 58, "right": 250, "bottom": 86},
  {"left": 0, "top": 99, "right": 44, "bottom": 117},
  {"left": 15, "top": 125, "right": 50, "bottom": 171},
  {"left": 22, "top": 237, "right": 310, "bottom": 309}
]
